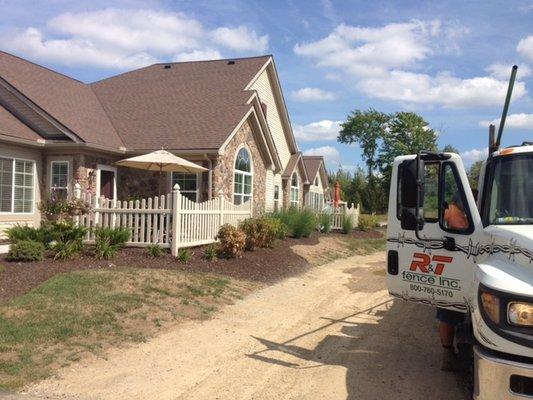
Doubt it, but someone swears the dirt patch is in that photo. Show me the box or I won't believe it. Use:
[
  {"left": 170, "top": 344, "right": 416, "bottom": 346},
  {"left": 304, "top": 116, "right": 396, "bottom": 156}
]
[
  {"left": 292, "top": 230, "right": 385, "bottom": 266},
  {"left": 0, "top": 235, "right": 320, "bottom": 304}
]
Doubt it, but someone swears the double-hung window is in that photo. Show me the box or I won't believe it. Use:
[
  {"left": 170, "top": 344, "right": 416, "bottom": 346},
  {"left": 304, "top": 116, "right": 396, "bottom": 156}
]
[
  {"left": 290, "top": 172, "right": 299, "bottom": 208},
  {"left": 0, "top": 157, "right": 34, "bottom": 213},
  {"left": 50, "top": 161, "right": 69, "bottom": 200},
  {"left": 172, "top": 172, "right": 198, "bottom": 202}
]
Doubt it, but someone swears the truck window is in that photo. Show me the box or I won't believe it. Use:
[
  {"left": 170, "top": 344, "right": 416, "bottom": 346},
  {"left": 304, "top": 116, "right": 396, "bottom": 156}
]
[
  {"left": 423, "top": 163, "right": 439, "bottom": 221},
  {"left": 441, "top": 163, "right": 472, "bottom": 233}
]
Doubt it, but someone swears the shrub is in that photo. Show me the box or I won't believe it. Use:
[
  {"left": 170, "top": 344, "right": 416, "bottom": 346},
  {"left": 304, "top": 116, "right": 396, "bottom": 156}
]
[
  {"left": 217, "top": 224, "right": 246, "bottom": 258},
  {"left": 94, "top": 227, "right": 130, "bottom": 259},
  {"left": 46, "top": 221, "right": 87, "bottom": 259},
  {"left": 147, "top": 244, "right": 165, "bottom": 258},
  {"left": 203, "top": 244, "right": 218, "bottom": 261},
  {"left": 239, "top": 217, "right": 279, "bottom": 250},
  {"left": 39, "top": 196, "right": 90, "bottom": 223},
  {"left": 342, "top": 215, "right": 354, "bottom": 234},
  {"left": 268, "top": 217, "right": 289, "bottom": 240},
  {"left": 270, "top": 208, "right": 316, "bottom": 239},
  {"left": 358, "top": 214, "right": 378, "bottom": 232},
  {"left": 318, "top": 213, "right": 331, "bottom": 234},
  {"left": 177, "top": 248, "right": 193, "bottom": 263},
  {"left": 5, "top": 225, "right": 47, "bottom": 244},
  {"left": 7, "top": 240, "right": 45, "bottom": 262}
]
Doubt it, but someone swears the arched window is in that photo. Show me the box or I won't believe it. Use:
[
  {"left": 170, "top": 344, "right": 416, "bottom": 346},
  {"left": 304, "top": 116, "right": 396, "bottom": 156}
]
[
  {"left": 234, "top": 147, "right": 253, "bottom": 204},
  {"left": 290, "top": 172, "right": 299, "bottom": 207}
]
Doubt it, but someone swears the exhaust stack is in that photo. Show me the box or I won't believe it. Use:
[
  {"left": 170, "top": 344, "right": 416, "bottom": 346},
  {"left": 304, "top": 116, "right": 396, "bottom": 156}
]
[{"left": 492, "top": 65, "right": 518, "bottom": 153}]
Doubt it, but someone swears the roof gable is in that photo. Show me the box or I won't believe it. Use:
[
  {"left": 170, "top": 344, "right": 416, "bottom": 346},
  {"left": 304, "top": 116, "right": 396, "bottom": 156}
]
[
  {"left": 282, "top": 152, "right": 309, "bottom": 183},
  {"left": 0, "top": 51, "right": 124, "bottom": 148},
  {"left": 302, "top": 156, "right": 329, "bottom": 190}
]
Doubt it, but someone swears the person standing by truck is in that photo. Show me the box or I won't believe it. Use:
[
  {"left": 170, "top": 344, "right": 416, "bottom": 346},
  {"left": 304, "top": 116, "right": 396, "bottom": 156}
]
[{"left": 437, "top": 192, "right": 468, "bottom": 371}]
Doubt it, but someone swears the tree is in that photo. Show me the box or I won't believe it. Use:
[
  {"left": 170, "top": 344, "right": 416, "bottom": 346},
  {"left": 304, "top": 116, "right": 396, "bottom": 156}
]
[
  {"left": 467, "top": 160, "right": 483, "bottom": 189},
  {"left": 378, "top": 112, "right": 438, "bottom": 179},
  {"left": 442, "top": 144, "right": 459, "bottom": 154},
  {"left": 338, "top": 108, "right": 390, "bottom": 179},
  {"left": 338, "top": 109, "right": 390, "bottom": 212}
]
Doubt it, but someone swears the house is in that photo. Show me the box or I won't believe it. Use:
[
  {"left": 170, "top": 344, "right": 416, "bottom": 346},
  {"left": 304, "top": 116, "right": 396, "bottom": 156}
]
[{"left": 0, "top": 51, "right": 329, "bottom": 238}]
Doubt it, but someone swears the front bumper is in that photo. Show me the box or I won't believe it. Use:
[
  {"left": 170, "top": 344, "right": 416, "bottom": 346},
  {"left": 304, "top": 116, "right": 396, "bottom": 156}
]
[{"left": 474, "top": 345, "right": 533, "bottom": 399}]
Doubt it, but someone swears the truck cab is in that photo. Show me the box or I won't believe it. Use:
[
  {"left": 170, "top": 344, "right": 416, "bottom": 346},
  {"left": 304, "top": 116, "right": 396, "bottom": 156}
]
[{"left": 386, "top": 145, "right": 533, "bottom": 399}]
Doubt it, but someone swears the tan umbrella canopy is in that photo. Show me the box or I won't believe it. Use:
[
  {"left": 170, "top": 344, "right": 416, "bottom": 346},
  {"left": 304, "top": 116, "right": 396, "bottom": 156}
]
[{"left": 116, "top": 149, "right": 207, "bottom": 195}]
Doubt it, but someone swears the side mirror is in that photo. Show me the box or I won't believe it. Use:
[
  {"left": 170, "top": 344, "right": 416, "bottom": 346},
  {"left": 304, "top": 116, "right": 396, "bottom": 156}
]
[{"left": 400, "top": 158, "right": 425, "bottom": 231}]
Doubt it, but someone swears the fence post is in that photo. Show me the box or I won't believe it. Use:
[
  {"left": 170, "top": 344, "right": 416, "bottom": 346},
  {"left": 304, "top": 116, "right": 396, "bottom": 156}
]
[
  {"left": 73, "top": 183, "right": 81, "bottom": 226},
  {"left": 218, "top": 189, "right": 224, "bottom": 227},
  {"left": 171, "top": 184, "right": 181, "bottom": 257}
]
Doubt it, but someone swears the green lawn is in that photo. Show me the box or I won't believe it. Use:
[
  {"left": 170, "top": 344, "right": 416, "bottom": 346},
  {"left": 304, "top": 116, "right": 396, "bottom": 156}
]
[{"left": 0, "top": 268, "right": 250, "bottom": 390}]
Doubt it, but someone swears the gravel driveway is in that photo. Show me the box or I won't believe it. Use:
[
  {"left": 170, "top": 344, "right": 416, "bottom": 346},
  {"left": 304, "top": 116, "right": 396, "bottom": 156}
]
[{"left": 24, "top": 251, "right": 469, "bottom": 400}]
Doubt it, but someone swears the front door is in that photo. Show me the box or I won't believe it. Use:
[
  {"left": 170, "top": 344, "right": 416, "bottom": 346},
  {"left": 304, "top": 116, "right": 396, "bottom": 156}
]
[
  {"left": 386, "top": 155, "right": 482, "bottom": 313},
  {"left": 100, "top": 170, "right": 115, "bottom": 199}
]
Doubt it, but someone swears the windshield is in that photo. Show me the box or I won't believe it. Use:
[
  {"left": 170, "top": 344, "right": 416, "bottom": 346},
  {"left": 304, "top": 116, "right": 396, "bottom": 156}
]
[{"left": 487, "top": 154, "right": 533, "bottom": 225}]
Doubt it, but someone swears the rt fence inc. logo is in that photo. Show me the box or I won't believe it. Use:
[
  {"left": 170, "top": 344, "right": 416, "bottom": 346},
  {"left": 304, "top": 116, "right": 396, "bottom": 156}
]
[
  {"left": 401, "top": 252, "right": 461, "bottom": 293},
  {"left": 409, "top": 252, "right": 453, "bottom": 276}
]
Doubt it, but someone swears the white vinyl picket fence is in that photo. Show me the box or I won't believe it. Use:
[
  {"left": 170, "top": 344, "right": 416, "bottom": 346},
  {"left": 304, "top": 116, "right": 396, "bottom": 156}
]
[
  {"left": 329, "top": 203, "right": 360, "bottom": 230},
  {"left": 74, "top": 184, "right": 252, "bottom": 256}
]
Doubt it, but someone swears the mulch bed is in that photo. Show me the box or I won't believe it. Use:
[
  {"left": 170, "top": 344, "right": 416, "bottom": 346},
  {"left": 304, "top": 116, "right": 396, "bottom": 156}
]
[
  {"left": 0, "top": 235, "right": 318, "bottom": 304},
  {"left": 0, "top": 229, "right": 384, "bottom": 304}
]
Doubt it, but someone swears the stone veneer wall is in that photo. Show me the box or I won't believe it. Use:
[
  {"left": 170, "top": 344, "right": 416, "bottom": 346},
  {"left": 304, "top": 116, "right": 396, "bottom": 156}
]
[
  {"left": 282, "top": 172, "right": 304, "bottom": 209},
  {"left": 212, "top": 120, "right": 266, "bottom": 214}
]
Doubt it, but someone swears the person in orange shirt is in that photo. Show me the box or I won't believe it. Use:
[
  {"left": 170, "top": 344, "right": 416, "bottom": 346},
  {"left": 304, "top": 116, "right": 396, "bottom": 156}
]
[
  {"left": 444, "top": 193, "right": 468, "bottom": 230},
  {"left": 438, "top": 192, "right": 468, "bottom": 371}
]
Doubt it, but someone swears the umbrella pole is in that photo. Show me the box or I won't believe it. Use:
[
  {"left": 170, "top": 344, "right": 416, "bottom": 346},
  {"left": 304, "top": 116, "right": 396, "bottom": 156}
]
[{"left": 158, "top": 166, "right": 162, "bottom": 197}]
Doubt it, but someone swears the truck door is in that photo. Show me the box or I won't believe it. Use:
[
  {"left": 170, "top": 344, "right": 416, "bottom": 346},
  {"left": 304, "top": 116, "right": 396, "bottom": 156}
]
[{"left": 386, "top": 154, "right": 482, "bottom": 312}]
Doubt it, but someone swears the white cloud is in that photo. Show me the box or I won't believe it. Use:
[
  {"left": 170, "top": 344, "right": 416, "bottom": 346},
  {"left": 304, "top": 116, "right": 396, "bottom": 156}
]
[
  {"left": 290, "top": 88, "right": 337, "bottom": 102},
  {"left": 293, "top": 120, "right": 342, "bottom": 141},
  {"left": 211, "top": 26, "right": 268, "bottom": 52},
  {"left": 486, "top": 63, "right": 531, "bottom": 80},
  {"left": 517, "top": 35, "right": 533, "bottom": 61},
  {"left": 479, "top": 113, "right": 533, "bottom": 130},
  {"left": 294, "top": 20, "right": 526, "bottom": 108},
  {"left": 460, "top": 147, "right": 488, "bottom": 164},
  {"left": 173, "top": 49, "right": 222, "bottom": 62},
  {"left": 303, "top": 145, "right": 341, "bottom": 166},
  {"left": 294, "top": 20, "right": 439, "bottom": 77},
  {"left": 1, "top": 8, "right": 268, "bottom": 69},
  {"left": 358, "top": 70, "right": 527, "bottom": 107}
]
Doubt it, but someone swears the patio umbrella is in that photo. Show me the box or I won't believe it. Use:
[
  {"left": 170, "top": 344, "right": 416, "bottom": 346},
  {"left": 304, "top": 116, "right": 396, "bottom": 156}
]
[{"left": 115, "top": 149, "right": 207, "bottom": 196}]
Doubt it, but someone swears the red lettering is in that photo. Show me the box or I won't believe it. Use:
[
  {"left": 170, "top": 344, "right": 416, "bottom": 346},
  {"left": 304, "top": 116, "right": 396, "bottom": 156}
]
[
  {"left": 431, "top": 255, "right": 453, "bottom": 276},
  {"left": 409, "top": 253, "right": 431, "bottom": 273}
]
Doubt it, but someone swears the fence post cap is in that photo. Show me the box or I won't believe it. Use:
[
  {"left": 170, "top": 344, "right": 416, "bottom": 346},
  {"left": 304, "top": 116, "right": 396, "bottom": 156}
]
[
  {"left": 217, "top": 189, "right": 224, "bottom": 197},
  {"left": 74, "top": 182, "right": 81, "bottom": 189},
  {"left": 173, "top": 183, "right": 180, "bottom": 191}
]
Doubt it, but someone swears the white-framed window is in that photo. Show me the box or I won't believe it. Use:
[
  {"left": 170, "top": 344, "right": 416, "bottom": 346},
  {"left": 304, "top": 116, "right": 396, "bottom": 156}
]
[
  {"left": 0, "top": 157, "right": 34, "bottom": 214},
  {"left": 172, "top": 172, "right": 198, "bottom": 202},
  {"left": 50, "top": 161, "right": 69, "bottom": 200},
  {"left": 273, "top": 184, "right": 280, "bottom": 212},
  {"left": 290, "top": 172, "right": 299, "bottom": 208},
  {"left": 233, "top": 147, "right": 253, "bottom": 205}
]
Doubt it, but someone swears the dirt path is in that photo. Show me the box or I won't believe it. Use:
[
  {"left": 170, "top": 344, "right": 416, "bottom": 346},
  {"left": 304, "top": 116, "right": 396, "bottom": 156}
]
[{"left": 26, "top": 251, "right": 469, "bottom": 400}]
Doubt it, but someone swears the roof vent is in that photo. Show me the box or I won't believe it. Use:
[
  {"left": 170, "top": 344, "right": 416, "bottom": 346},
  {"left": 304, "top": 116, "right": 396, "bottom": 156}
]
[
  {"left": 164, "top": 65, "right": 171, "bottom": 69},
  {"left": 227, "top": 60, "right": 235, "bottom": 65}
]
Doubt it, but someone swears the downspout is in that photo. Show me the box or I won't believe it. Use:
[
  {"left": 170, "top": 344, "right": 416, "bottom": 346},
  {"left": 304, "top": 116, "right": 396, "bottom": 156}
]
[{"left": 204, "top": 153, "right": 213, "bottom": 200}]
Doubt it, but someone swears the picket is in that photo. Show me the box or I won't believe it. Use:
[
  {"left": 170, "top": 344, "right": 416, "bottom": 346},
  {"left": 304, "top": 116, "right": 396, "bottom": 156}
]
[{"left": 76, "top": 184, "right": 252, "bottom": 256}]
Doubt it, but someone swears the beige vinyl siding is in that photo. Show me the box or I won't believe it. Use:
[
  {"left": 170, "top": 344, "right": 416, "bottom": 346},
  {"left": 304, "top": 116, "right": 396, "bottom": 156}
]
[
  {"left": 265, "top": 171, "right": 283, "bottom": 212},
  {"left": 0, "top": 143, "right": 42, "bottom": 239},
  {"left": 249, "top": 69, "right": 292, "bottom": 167}
]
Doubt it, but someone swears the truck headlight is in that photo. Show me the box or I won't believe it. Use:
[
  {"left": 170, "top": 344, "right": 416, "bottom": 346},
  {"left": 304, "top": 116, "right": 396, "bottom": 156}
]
[
  {"left": 508, "top": 302, "right": 533, "bottom": 327},
  {"left": 480, "top": 292, "right": 500, "bottom": 324}
]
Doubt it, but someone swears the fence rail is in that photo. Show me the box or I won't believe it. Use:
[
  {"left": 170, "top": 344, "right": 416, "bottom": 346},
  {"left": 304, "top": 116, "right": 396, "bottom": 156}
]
[{"left": 75, "top": 184, "right": 252, "bottom": 256}]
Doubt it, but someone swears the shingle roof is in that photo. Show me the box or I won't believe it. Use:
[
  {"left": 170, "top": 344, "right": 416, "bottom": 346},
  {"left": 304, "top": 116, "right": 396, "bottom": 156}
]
[
  {"left": 282, "top": 152, "right": 309, "bottom": 183},
  {"left": 0, "top": 51, "right": 124, "bottom": 148},
  {"left": 0, "top": 51, "right": 271, "bottom": 151},
  {"left": 0, "top": 104, "right": 42, "bottom": 141},
  {"left": 302, "top": 156, "right": 323, "bottom": 181},
  {"left": 90, "top": 56, "right": 271, "bottom": 150}
]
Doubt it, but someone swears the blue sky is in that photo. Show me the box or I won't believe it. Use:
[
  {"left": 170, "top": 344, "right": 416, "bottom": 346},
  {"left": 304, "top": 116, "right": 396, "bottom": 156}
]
[{"left": 1, "top": 0, "right": 532, "bottom": 171}]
